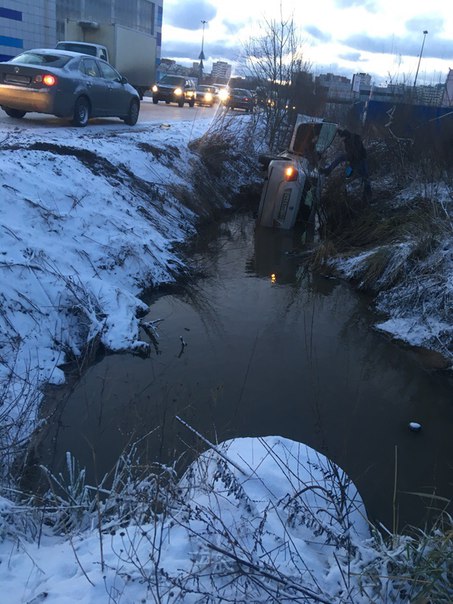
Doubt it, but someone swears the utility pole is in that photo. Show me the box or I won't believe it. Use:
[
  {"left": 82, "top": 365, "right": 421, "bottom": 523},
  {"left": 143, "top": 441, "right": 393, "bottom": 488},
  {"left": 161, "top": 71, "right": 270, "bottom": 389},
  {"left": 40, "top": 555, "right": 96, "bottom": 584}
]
[
  {"left": 199, "top": 20, "right": 207, "bottom": 83},
  {"left": 413, "top": 30, "right": 428, "bottom": 88}
]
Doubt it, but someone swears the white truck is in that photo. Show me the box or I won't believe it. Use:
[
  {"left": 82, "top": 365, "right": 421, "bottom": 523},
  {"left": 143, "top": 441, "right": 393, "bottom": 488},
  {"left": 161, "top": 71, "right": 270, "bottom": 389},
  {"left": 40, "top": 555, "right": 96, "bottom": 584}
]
[{"left": 56, "top": 20, "right": 156, "bottom": 98}]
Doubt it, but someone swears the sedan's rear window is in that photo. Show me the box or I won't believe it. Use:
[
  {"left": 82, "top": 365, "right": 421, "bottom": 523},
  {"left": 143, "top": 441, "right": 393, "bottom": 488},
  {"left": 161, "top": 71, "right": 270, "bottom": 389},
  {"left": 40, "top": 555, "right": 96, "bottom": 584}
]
[{"left": 10, "top": 52, "right": 71, "bottom": 68}]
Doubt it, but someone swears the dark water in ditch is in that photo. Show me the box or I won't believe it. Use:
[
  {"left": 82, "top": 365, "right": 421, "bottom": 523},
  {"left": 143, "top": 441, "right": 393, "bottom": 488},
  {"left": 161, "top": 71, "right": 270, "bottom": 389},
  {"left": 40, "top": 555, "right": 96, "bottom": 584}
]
[{"left": 38, "top": 212, "right": 453, "bottom": 531}]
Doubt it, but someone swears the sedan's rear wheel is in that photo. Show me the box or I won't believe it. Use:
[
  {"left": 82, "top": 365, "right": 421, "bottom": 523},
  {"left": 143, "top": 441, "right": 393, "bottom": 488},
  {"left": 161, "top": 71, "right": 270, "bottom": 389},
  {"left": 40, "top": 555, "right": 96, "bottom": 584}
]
[
  {"left": 3, "top": 107, "right": 26, "bottom": 119},
  {"left": 124, "top": 99, "right": 139, "bottom": 126},
  {"left": 72, "top": 97, "right": 90, "bottom": 127}
]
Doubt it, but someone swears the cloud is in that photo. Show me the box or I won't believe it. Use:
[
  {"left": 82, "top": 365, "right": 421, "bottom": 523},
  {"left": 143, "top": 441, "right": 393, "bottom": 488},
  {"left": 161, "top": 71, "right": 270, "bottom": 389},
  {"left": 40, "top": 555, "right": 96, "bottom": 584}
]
[
  {"left": 161, "top": 39, "right": 241, "bottom": 64},
  {"left": 405, "top": 15, "right": 444, "bottom": 36},
  {"left": 164, "top": 0, "right": 217, "bottom": 30},
  {"left": 334, "top": 0, "right": 378, "bottom": 10},
  {"left": 222, "top": 18, "right": 247, "bottom": 35},
  {"left": 339, "top": 51, "right": 361, "bottom": 62},
  {"left": 343, "top": 32, "right": 453, "bottom": 60},
  {"left": 342, "top": 34, "right": 393, "bottom": 55},
  {"left": 305, "top": 26, "right": 332, "bottom": 43}
]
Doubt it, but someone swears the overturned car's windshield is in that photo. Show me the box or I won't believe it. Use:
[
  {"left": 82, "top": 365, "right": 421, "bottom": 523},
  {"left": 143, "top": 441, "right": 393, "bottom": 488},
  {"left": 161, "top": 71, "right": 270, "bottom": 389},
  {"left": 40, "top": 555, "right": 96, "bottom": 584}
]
[{"left": 10, "top": 52, "right": 71, "bottom": 68}]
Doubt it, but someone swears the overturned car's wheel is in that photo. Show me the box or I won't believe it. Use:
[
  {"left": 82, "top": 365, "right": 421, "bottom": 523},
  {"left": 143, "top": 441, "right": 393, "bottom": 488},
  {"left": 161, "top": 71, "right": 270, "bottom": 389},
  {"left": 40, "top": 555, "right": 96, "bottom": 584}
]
[
  {"left": 3, "top": 107, "right": 26, "bottom": 119},
  {"left": 72, "top": 96, "right": 90, "bottom": 127},
  {"left": 124, "top": 99, "right": 139, "bottom": 126}
]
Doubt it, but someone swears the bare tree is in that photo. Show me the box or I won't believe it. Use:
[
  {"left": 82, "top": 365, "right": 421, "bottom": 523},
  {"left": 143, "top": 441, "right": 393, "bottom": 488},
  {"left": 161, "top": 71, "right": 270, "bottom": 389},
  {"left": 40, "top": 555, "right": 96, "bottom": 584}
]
[{"left": 241, "top": 8, "right": 311, "bottom": 151}]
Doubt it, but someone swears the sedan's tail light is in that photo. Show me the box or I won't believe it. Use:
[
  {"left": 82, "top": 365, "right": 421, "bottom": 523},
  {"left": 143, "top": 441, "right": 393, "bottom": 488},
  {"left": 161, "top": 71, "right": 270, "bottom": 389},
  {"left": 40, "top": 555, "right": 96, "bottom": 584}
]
[{"left": 34, "top": 74, "right": 57, "bottom": 86}]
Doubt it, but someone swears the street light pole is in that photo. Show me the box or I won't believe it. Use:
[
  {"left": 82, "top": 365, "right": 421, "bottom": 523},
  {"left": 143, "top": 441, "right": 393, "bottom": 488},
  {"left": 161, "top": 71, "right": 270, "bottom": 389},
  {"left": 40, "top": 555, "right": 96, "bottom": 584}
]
[
  {"left": 199, "top": 20, "right": 207, "bottom": 83},
  {"left": 413, "top": 30, "right": 428, "bottom": 88}
]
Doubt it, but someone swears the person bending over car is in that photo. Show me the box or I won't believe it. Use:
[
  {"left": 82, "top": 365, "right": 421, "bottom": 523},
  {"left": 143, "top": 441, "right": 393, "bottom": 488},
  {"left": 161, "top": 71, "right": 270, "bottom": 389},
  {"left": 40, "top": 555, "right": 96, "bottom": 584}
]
[{"left": 320, "top": 128, "right": 372, "bottom": 201}]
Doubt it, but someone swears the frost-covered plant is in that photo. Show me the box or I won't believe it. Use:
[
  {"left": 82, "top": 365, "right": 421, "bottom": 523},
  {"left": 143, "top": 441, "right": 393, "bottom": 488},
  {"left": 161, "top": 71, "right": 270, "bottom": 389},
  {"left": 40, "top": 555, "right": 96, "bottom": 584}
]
[
  {"left": 40, "top": 452, "right": 98, "bottom": 534},
  {"left": 0, "top": 361, "right": 42, "bottom": 482},
  {"left": 0, "top": 494, "right": 40, "bottom": 542},
  {"left": 360, "top": 513, "right": 453, "bottom": 603},
  {"left": 39, "top": 441, "right": 179, "bottom": 536}
]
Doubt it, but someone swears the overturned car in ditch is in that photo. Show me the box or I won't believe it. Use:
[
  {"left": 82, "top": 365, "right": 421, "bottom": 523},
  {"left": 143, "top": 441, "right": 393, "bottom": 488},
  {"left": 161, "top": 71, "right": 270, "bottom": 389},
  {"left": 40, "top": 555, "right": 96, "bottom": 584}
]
[{"left": 256, "top": 117, "right": 338, "bottom": 231}]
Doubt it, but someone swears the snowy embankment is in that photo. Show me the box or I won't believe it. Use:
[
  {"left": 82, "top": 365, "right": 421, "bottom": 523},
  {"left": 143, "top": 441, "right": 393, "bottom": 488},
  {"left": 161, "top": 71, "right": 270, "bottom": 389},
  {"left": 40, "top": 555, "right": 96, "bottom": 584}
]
[
  {"left": 0, "top": 114, "right": 252, "bottom": 456},
  {"left": 326, "top": 176, "right": 453, "bottom": 367}
]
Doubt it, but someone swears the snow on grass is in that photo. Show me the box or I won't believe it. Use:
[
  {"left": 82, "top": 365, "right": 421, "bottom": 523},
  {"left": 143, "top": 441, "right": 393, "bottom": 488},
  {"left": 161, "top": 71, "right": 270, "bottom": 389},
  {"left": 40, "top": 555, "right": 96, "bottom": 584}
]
[
  {"left": 0, "top": 436, "right": 390, "bottom": 604},
  {"left": 329, "top": 188, "right": 453, "bottom": 362}
]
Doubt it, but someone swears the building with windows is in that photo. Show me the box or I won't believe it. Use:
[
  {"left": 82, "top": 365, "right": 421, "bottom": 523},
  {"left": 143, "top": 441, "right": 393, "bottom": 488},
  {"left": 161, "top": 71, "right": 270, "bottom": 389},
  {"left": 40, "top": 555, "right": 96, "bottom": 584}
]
[
  {"left": 0, "top": 2, "right": 56, "bottom": 61},
  {"left": 0, "top": 0, "right": 162, "bottom": 74},
  {"left": 210, "top": 60, "right": 231, "bottom": 84}
]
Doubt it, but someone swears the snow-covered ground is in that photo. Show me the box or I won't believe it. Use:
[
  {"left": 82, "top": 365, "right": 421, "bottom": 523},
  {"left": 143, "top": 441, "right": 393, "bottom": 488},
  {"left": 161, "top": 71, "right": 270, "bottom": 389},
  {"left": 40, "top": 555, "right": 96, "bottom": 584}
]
[{"left": 1, "top": 435, "right": 394, "bottom": 604}]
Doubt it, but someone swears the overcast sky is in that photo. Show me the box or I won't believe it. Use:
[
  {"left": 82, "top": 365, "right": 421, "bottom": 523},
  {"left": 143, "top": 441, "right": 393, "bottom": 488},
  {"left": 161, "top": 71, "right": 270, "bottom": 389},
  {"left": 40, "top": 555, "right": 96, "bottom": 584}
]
[{"left": 161, "top": 0, "right": 453, "bottom": 86}]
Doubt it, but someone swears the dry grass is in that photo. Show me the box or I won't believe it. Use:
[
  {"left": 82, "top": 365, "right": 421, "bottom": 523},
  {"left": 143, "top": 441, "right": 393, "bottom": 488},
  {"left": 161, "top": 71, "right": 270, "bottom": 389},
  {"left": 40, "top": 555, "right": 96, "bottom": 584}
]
[{"left": 189, "top": 129, "right": 238, "bottom": 177}]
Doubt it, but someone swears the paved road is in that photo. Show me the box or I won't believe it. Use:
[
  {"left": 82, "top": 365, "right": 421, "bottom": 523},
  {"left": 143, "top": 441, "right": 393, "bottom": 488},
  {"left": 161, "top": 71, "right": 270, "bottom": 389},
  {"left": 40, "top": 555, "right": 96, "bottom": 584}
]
[{"left": 0, "top": 97, "right": 221, "bottom": 131}]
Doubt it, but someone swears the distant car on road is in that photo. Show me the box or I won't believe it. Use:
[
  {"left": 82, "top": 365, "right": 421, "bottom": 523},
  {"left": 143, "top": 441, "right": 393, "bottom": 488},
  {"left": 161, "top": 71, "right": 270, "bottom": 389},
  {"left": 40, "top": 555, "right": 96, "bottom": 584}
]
[
  {"left": 225, "top": 88, "right": 256, "bottom": 112},
  {"left": 151, "top": 75, "right": 196, "bottom": 107},
  {"left": 0, "top": 48, "right": 140, "bottom": 127},
  {"left": 195, "top": 84, "right": 218, "bottom": 107}
]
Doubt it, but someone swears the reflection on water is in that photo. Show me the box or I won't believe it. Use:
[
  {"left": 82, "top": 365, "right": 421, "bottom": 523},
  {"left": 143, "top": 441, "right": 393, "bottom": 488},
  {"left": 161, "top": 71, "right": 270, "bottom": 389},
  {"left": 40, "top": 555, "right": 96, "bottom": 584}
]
[{"left": 39, "top": 214, "right": 453, "bottom": 531}]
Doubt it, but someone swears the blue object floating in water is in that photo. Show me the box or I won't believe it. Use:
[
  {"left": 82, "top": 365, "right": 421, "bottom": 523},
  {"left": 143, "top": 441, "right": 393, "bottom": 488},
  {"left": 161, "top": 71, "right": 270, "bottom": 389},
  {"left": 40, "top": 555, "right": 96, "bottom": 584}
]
[{"left": 409, "top": 422, "right": 422, "bottom": 432}]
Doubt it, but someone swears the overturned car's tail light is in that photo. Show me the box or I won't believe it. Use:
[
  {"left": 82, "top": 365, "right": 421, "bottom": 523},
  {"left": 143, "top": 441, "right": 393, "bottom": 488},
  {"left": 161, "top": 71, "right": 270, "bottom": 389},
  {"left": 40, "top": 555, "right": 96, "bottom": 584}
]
[
  {"left": 284, "top": 166, "right": 298, "bottom": 181},
  {"left": 34, "top": 74, "right": 57, "bottom": 86}
]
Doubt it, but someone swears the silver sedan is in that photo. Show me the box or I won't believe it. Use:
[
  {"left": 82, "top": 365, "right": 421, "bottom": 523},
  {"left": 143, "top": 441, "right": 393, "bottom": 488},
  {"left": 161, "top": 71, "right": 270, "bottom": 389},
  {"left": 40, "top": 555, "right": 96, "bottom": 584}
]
[{"left": 0, "top": 48, "right": 140, "bottom": 127}]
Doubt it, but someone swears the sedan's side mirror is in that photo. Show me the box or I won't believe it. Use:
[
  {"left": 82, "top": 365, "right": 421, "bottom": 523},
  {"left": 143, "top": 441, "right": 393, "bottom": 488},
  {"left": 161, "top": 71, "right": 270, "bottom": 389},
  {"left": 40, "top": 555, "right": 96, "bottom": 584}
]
[{"left": 120, "top": 76, "right": 128, "bottom": 85}]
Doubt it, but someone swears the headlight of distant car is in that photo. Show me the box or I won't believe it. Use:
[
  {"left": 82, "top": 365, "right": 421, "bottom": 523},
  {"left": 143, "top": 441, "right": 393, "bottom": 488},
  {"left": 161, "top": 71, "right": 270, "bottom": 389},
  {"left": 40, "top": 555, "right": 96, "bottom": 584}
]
[
  {"left": 218, "top": 89, "right": 229, "bottom": 101},
  {"left": 152, "top": 84, "right": 158, "bottom": 92},
  {"left": 174, "top": 87, "right": 183, "bottom": 96},
  {"left": 204, "top": 92, "right": 213, "bottom": 102}
]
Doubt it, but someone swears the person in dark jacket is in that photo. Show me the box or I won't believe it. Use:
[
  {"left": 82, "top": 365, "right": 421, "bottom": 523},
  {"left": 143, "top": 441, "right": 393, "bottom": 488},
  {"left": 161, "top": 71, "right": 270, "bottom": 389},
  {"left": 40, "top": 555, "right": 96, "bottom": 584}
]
[{"left": 321, "top": 128, "right": 372, "bottom": 199}]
